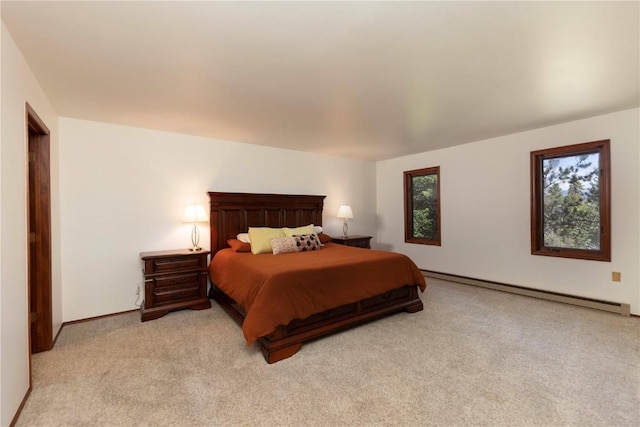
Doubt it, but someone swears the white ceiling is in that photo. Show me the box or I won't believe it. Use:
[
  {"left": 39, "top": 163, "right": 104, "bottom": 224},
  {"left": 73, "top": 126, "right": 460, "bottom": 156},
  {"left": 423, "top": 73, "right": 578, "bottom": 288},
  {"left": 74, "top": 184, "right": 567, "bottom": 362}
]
[{"left": 2, "top": 1, "right": 638, "bottom": 161}]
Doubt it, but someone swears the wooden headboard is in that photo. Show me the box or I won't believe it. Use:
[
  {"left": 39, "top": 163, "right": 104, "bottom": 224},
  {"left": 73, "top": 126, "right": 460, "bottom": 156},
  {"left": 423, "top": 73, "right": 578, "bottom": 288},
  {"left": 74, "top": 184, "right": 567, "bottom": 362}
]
[{"left": 208, "top": 192, "right": 326, "bottom": 255}]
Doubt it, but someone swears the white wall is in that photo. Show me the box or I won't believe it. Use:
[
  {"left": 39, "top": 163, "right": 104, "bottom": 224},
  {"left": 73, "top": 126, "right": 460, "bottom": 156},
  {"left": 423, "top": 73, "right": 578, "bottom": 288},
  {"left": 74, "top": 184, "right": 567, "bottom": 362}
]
[
  {"left": 58, "top": 117, "right": 377, "bottom": 321},
  {"left": 377, "top": 108, "right": 640, "bottom": 314},
  {"left": 0, "top": 22, "right": 61, "bottom": 426}
]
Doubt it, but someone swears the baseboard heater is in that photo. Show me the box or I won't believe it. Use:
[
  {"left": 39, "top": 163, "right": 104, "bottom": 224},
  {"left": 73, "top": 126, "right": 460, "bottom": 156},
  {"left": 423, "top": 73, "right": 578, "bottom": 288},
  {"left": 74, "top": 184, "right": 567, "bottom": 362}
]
[{"left": 423, "top": 270, "right": 631, "bottom": 317}]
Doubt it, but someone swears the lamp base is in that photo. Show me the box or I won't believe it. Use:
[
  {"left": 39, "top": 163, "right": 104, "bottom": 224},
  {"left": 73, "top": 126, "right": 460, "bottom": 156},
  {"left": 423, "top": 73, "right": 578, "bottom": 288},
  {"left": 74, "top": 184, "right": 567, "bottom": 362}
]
[{"left": 190, "top": 224, "right": 202, "bottom": 252}]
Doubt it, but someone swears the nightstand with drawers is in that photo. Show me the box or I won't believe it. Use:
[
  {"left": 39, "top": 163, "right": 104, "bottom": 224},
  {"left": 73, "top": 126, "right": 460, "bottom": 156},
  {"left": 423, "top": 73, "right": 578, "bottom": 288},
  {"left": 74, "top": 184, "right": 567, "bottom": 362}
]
[
  {"left": 140, "top": 249, "right": 211, "bottom": 322},
  {"left": 331, "top": 235, "right": 372, "bottom": 249}
]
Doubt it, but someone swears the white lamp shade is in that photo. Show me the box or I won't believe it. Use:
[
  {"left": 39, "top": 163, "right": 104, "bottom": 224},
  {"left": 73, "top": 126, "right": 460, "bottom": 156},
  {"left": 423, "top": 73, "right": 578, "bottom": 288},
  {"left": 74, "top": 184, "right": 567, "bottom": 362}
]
[
  {"left": 182, "top": 204, "right": 208, "bottom": 223},
  {"left": 337, "top": 205, "right": 353, "bottom": 219}
]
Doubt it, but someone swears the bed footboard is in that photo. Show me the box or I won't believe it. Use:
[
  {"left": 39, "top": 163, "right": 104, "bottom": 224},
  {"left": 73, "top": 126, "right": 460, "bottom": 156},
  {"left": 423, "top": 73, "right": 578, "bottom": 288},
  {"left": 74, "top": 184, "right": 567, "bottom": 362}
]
[{"left": 209, "top": 283, "right": 423, "bottom": 363}]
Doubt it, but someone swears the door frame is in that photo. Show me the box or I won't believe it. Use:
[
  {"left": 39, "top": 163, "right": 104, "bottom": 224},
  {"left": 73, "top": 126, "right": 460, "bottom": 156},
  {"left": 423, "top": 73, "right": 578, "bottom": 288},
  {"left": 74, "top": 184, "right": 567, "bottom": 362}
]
[{"left": 26, "top": 102, "right": 52, "bottom": 356}]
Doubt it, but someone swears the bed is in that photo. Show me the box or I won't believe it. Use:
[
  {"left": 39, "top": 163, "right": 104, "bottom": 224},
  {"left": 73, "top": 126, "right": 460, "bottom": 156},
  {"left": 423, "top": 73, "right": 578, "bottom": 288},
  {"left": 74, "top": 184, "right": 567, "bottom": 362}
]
[{"left": 207, "top": 191, "right": 426, "bottom": 363}]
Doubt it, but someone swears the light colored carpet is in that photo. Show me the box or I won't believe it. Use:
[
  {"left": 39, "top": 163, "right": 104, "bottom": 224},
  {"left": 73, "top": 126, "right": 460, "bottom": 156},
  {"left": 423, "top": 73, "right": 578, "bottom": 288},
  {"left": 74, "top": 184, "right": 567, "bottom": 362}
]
[{"left": 17, "top": 278, "right": 640, "bottom": 426}]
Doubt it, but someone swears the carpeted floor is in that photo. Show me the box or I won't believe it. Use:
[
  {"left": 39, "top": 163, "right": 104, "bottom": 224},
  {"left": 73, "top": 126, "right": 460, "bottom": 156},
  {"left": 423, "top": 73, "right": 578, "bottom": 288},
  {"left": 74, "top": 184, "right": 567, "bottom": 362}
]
[{"left": 17, "top": 278, "right": 640, "bottom": 426}]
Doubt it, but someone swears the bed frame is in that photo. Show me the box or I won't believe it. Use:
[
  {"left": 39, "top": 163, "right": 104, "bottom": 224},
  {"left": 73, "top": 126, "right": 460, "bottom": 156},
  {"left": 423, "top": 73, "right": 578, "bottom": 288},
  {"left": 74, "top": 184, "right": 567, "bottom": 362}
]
[{"left": 207, "top": 191, "right": 424, "bottom": 363}]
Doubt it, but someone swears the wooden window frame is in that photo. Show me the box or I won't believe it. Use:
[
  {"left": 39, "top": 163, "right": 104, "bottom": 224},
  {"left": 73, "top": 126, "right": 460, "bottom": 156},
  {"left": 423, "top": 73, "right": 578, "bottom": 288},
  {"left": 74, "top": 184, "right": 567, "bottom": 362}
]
[
  {"left": 530, "top": 139, "right": 611, "bottom": 262},
  {"left": 404, "top": 166, "right": 441, "bottom": 246}
]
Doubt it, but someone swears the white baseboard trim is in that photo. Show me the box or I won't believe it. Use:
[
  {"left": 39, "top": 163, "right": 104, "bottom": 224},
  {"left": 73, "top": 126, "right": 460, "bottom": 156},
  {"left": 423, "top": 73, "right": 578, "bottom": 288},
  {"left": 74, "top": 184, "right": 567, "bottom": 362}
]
[{"left": 423, "top": 270, "right": 630, "bottom": 316}]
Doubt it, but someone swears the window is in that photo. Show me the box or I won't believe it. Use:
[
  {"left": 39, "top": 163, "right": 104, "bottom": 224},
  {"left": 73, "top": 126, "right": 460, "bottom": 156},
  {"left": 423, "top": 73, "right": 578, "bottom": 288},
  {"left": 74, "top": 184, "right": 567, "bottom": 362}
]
[
  {"left": 530, "top": 139, "right": 610, "bottom": 261},
  {"left": 404, "top": 166, "right": 441, "bottom": 246}
]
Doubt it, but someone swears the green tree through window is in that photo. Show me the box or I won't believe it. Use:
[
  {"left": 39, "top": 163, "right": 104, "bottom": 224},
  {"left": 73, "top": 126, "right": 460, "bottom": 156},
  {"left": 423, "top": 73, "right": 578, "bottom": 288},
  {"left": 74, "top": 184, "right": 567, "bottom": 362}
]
[
  {"left": 531, "top": 140, "right": 610, "bottom": 261},
  {"left": 404, "top": 167, "right": 440, "bottom": 246}
]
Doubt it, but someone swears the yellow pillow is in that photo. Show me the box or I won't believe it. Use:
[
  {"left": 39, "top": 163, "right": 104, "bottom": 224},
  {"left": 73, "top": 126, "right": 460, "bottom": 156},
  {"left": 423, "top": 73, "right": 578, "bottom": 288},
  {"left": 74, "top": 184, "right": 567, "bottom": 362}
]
[
  {"left": 248, "top": 227, "right": 285, "bottom": 254},
  {"left": 283, "top": 224, "right": 315, "bottom": 237}
]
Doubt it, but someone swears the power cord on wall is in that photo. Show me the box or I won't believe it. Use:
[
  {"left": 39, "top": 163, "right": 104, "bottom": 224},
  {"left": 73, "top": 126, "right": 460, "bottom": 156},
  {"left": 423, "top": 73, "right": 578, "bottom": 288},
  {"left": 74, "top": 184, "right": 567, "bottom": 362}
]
[{"left": 134, "top": 284, "right": 141, "bottom": 308}]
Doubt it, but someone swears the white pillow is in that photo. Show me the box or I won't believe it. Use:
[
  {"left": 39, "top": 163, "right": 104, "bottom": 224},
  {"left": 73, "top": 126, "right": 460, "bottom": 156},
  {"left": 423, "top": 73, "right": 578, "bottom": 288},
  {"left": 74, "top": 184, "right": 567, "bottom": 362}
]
[
  {"left": 314, "top": 225, "right": 323, "bottom": 234},
  {"left": 236, "top": 233, "right": 250, "bottom": 243}
]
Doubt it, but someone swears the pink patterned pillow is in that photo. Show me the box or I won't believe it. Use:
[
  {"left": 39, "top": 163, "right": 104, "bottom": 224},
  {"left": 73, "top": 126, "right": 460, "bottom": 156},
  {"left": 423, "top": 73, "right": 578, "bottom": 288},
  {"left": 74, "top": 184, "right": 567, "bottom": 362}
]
[
  {"left": 269, "top": 237, "right": 301, "bottom": 255},
  {"left": 293, "top": 234, "right": 321, "bottom": 251}
]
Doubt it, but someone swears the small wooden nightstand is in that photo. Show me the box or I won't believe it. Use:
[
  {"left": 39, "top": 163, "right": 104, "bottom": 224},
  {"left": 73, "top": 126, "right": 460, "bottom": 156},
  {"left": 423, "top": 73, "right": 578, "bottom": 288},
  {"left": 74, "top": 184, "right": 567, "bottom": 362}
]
[
  {"left": 140, "top": 249, "right": 211, "bottom": 322},
  {"left": 331, "top": 235, "right": 372, "bottom": 249}
]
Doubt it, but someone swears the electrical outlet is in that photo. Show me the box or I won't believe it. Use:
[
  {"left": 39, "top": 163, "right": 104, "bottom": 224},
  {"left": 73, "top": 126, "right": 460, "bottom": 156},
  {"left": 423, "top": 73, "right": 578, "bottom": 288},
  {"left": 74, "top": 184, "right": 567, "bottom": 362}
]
[{"left": 612, "top": 272, "right": 621, "bottom": 282}]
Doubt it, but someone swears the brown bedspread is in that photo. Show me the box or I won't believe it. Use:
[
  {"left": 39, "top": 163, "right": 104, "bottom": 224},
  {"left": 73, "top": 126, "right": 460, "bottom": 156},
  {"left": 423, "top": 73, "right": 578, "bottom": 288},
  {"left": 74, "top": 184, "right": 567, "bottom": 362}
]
[{"left": 209, "top": 243, "right": 426, "bottom": 345}]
